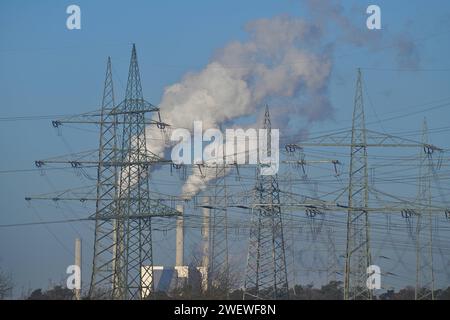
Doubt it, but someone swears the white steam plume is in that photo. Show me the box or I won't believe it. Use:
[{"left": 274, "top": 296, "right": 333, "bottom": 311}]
[{"left": 146, "top": 15, "right": 334, "bottom": 198}]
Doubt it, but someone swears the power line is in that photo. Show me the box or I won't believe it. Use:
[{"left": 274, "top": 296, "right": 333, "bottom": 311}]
[{"left": 0, "top": 217, "right": 90, "bottom": 228}]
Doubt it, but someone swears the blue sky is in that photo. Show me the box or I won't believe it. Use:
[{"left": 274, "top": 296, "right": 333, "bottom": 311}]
[{"left": 1, "top": 0, "right": 450, "bottom": 297}]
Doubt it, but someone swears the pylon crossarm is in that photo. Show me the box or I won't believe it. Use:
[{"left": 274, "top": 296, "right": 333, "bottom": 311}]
[
  {"left": 369, "top": 186, "right": 448, "bottom": 214},
  {"left": 35, "top": 149, "right": 100, "bottom": 167},
  {"left": 282, "top": 159, "right": 341, "bottom": 165},
  {"left": 26, "top": 186, "right": 200, "bottom": 204},
  {"left": 88, "top": 210, "right": 181, "bottom": 221},
  {"left": 114, "top": 99, "right": 160, "bottom": 114},
  {"left": 289, "top": 129, "right": 442, "bottom": 150},
  {"left": 51, "top": 109, "right": 109, "bottom": 127},
  {"left": 143, "top": 199, "right": 181, "bottom": 217},
  {"left": 365, "top": 129, "right": 442, "bottom": 150},
  {"left": 53, "top": 118, "right": 169, "bottom": 127},
  {"left": 274, "top": 202, "right": 448, "bottom": 213},
  {"left": 51, "top": 104, "right": 170, "bottom": 127},
  {"left": 35, "top": 151, "right": 173, "bottom": 167},
  {"left": 25, "top": 185, "right": 97, "bottom": 202}
]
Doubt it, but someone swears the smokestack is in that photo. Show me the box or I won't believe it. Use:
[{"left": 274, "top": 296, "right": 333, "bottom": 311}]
[
  {"left": 74, "top": 238, "right": 82, "bottom": 300},
  {"left": 175, "top": 204, "right": 184, "bottom": 266},
  {"left": 201, "top": 197, "right": 210, "bottom": 291}
]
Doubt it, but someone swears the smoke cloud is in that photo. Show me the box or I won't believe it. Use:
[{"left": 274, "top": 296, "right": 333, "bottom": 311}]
[
  {"left": 303, "top": 0, "right": 422, "bottom": 69},
  {"left": 146, "top": 14, "right": 334, "bottom": 197},
  {"left": 146, "top": 2, "right": 424, "bottom": 198},
  {"left": 393, "top": 33, "right": 421, "bottom": 70}
]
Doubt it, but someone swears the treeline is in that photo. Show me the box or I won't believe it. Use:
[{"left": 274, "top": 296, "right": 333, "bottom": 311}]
[
  {"left": 149, "top": 281, "right": 450, "bottom": 300},
  {"left": 9, "top": 281, "right": 450, "bottom": 300}
]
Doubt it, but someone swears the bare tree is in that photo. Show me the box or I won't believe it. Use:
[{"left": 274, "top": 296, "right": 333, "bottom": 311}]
[{"left": 0, "top": 269, "right": 13, "bottom": 299}]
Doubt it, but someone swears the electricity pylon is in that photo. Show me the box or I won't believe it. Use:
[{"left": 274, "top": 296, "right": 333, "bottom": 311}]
[
  {"left": 415, "top": 118, "right": 435, "bottom": 300},
  {"left": 111, "top": 44, "right": 160, "bottom": 300},
  {"left": 343, "top": 68, "right": 372, "bottom": 300},
  {"left": 26, "top": 45, "right": 180, "bottom": 300},
  {"left": 243, "top": 106, "right": 289, "bottom": 300},
  {"left": 326, "top": 227, "right": 339, "bottom": 284},
  {"left": 90, "top": 56, "right": 120, "bottom": 298},
  {"left": 209, "top": 163, "right": 230, "bottom": 296},
  {"left": 281, "top": 69, "right": 443, "bottom": 299},
  {"left": 199, "top": 151, "right": 339, "bottom": 297}
]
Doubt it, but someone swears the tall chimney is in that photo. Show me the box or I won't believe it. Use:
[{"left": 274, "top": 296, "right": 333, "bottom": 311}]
[
  {"left": 74, "top": 238, "right": 82, "bottom": 300},
  {"left": 202, "top": 197, "right": 210, "bottom": 276},
  {"left": 175, "top": 204, "right": 184, "bottom": 266},
  {"left": 198, "top": 197, "right": 211, "bottom": 292}
]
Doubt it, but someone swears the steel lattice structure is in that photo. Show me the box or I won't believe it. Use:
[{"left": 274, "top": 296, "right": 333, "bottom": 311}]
[
  {"left": 89, "top": 57, "right": 120, "bottom": 298},
  {"left": 209, "top": 163, "right": 230, "bottom": 295},
  {"left": 343, "top": 68, "right": 372, "bottom": 300},
  {"left": 243, "top": 106, "right": 289, "bottom": 300},
  {"left": 282, "top": 69, "right": 443, "bottom": 300},
  {"left": 112, "top": 44, "right": 157, "bottom": 299},
  {"left": 24, "top": 59, "right": 449, "bottom": 300},
  {"left": 326, "top": 227, "right": 339, "bottom": 284},
  {"left": 26, "top": 45, "right": 180, "bottom": 299},
  {"left": 415, "top": 119, "right": 435, "bottom": 300}
]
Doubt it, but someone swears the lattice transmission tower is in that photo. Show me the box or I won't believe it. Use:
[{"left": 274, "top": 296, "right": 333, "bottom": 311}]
[
  {"left": 278, "top": 69, "right": 442, "bottom": 299},
  {"left": 110, "top": 44, "right": 156, "bottom": 299},
  {"left": 26, "top": 45, "right": 179, "bottom": 300},
  {"left": 243, "top": 106, "right": 289, "bottom": 300},
  {"left": 415, "top": 118, "right": 435, "bottom": 300},
  {"left": 326, "top": 227, "right": 340, "bottom": 284},
  {"left": 343, "top": 68, "right": 372, "bottom": 300},
  {"left": 209, "top": 163, "right": 230, "bottom": 296},
  {"left": 95, "top": 45, "right": 180, "bottom": 299},
  {"left": 89, "top": 56, "right": 120, "bottom": 298}
]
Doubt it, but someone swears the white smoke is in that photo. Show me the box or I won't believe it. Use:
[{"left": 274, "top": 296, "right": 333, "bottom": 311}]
[
  {"left": 146, "top": 15, "right": 334, "bottom": 198},
  {"left": 181, "top": 166, "right": 219, "bottom": 199}
]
